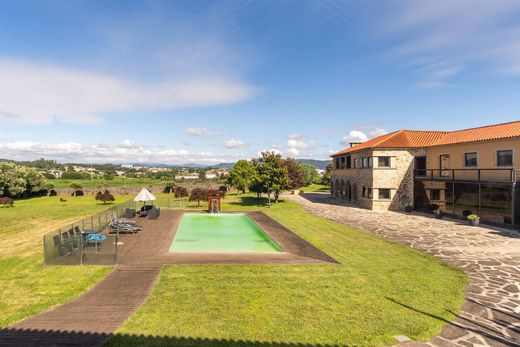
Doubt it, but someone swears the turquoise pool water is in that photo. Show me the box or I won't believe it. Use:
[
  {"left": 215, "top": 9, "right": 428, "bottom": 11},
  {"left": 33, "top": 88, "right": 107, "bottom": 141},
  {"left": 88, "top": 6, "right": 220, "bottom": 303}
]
[{"left": 169, "top": 213, "right": 283, "bottom": 253}]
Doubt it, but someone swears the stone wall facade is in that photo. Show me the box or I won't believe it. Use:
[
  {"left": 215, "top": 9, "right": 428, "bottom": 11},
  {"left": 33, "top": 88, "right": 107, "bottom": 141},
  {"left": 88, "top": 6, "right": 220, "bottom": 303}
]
[{"left": 331, "top": 148, "right": 427, "bottom": 211}]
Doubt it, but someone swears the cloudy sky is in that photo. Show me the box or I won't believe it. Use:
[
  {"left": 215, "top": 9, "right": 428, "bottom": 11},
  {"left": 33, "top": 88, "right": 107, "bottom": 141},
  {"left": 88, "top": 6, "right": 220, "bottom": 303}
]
[{"left": 1, "top": 0, "right": 520, "bottom": 164}]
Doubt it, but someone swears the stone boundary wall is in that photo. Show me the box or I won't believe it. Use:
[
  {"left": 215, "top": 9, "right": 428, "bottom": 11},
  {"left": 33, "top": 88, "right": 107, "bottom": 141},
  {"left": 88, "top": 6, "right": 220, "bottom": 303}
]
[{"left": 54, "top": 183, "right": 223, "bottom": 197}]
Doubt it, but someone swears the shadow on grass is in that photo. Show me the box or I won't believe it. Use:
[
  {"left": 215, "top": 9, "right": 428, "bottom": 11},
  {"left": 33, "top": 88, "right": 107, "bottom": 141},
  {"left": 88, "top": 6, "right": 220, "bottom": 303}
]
[
  {"left": 385, "top": 297, "right": 519, "bottom": 346},
  {"left": 228, "top": 196, "right": 273, "bottom": 207},
  {"left": 0, "top": 328, "right": 343, "bottom": 347}
]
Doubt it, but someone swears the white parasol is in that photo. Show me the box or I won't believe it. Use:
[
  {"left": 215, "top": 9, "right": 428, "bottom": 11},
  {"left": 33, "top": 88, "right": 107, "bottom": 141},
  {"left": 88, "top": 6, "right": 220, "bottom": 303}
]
[{"left": 133, "top": 188, "right": 157, "bottom": 208}]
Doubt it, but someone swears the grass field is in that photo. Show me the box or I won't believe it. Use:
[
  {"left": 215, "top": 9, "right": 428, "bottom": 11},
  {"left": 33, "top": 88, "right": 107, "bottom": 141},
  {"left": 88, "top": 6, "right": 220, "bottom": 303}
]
[
  {"left": 50, "top": 178, "right": 166, "bottom": 189},
  {"left": 0, "top": 195, "right": 128, "bottom": 326},
  {"left": 299, "top": 183, "right": 330, "bottom": 192},
  {"left": 105, "top": 194, "right": 467, "bottom": 347}
]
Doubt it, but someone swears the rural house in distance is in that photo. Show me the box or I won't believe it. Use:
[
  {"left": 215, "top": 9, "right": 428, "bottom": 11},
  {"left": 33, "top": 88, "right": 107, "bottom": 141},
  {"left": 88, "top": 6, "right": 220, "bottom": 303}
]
[{"left": 331, "top": 121, "right": 520, "bottom": 227}]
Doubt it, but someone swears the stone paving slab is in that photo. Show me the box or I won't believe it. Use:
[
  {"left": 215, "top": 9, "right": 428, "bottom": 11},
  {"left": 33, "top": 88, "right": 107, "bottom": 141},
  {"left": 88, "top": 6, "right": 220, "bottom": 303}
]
[{"left": 285, "top": 193, "right": 520, "bottom": 347}]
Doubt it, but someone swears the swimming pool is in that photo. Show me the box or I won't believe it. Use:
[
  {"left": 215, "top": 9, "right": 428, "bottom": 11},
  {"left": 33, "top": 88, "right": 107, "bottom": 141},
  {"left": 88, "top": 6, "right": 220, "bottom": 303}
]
[{"left": 169, "top": 213, "right": 283, "bottom": 253}]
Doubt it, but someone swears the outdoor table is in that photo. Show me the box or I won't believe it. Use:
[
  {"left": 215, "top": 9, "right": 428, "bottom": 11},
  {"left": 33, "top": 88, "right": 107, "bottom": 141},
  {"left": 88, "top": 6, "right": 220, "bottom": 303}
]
[{"left": 80, "top": 229, "right": 102, "bottom": 253}]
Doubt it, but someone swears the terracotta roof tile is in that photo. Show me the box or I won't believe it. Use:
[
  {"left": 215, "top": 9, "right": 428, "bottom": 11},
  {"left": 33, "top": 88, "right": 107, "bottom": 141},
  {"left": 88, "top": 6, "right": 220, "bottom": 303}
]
[
  {"left": 331, "top": 121, "right": 520, "bottom": 157},
  {"left": 431, "top": 121, "right": 520, "bottom": 146}
]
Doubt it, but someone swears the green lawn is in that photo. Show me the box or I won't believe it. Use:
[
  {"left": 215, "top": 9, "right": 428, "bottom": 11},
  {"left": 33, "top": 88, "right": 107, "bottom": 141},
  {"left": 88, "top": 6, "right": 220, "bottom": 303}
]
[
  {"left": 0, "top": 195, "right": 124, "bottom": 326},
  {"left": 299, "top": 183, "right": 330, "bottom": 192},
  {"left": 50, "top": 178, "right": 166, "bottom": 189},
  {"left": 105, "top": 195, "right": 467, "bottom": 347}
]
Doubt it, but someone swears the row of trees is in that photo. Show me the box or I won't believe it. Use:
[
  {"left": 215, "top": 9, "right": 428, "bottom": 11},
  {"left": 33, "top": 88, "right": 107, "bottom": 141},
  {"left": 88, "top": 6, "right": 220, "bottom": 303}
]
[
  {"left": 0, "top": 162, "right": 46, "bottom": 198},
  {"left": 226, "top": 152, "right": 323, "bottom": 205},
  {"left": 189, "top": 187, "right": 226, "bottom": 206}
]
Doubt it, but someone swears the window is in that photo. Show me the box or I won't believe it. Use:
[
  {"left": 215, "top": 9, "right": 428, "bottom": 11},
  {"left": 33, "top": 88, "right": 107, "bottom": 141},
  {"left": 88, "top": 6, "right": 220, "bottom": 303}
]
[
  {"left": 497, "top": 150, "right": 513, "bottom": 167},
  {"left": 340, "top": 156, "right": 346, "bottom": 169},
  {"left": 378, "top": 156, "right": 390, "bottom": 168},
  {"left": 362, "top": 186, "right": 366, "bottom": 197},
  {"left": 431, "top": 189, "right": 441, "bottom": 201},
  {"left": 464, "top": 152, "right": 477, "bottom": 167},
  {"left": 367, "top": 188, "right": 372, "bottom": 199},
  {"left": 335, "top": 158, "right": 340, "bottom": 169},
  {"left": 368, "top": 157, "right": 373, "bottom": 168},
  {"left": 362, "top": 157, "right": 368, "bottom": 168},
  {"left": 346, "top": 156, "right": 352, "bottom": 169},
  {"left": 378, "top": 189, "right": 391, "bottom": 200}
]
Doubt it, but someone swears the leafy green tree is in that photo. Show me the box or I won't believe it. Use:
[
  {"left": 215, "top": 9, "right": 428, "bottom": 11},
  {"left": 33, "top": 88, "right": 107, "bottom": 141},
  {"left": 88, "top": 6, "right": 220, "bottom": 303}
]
[
  {"left": 163, "top": 182, "right": 176, "bottom": 194},
  {"left": 97, "top": 181, "right": 109, "bottom": 190},
  {"left": 284, "top": 158, "right": 304, "bottom": 190},
  {"left": 0, "top": 162, "right": 26, "bottom": 197},
  {"left": 69, "top": 182, "right": 83, "bottom": 197},
  {"left": 227, "top": 160, "right": 256, "bottom": 194},
  {"left": 300, "top": 163, "right": 319, "bottom": 186},
  {"left": 256, "top": 151, "right": 289, "bottom": 205},
  {"left": 198, "top": 170, "right": 207, "bottom": 181},
  {"left": 20, "top": 166, "right": 45, "bottom": 196},
  {"left": 0, "top": 162, "right": 45, "bottom": 198},
  {"left": 321, "top": 161, "right": 332, "bottom": 185}
]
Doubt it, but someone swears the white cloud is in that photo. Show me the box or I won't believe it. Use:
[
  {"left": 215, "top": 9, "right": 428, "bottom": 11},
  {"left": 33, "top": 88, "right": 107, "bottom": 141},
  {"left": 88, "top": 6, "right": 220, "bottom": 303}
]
[
  {"left": 341, "top": 130, "right": 368, "bottom": 144},
  {"left": 185, "top": 128, "right": 227, "bottom": 137},
  {"left": 0, "top": 141, "right": 243, "bottom": 164},
  {"left": 286, "top": 134, "right": 317, "bottom": 157},
  {"left": 257, "top": 148, "right": 282, "bottom": 157},
  {"left": 368, "top": 128, "right": 388, "bottom": 138},
  {"left": 224, "top": 138, "right": 247, "bottom": 149},
  {"left": 118, "top": 139, "right": 138, "bottom": 149},
  {"left": 0, "top": 60, "right": 258, "bottom": 124},
  {"left": 341, "top": 127, "right": 387, "bottom": 145},
  {"left": 288, "top": 148, "right": 299, "bottom": 156},
  {"left": 287, "top": 133, "right": 316, "bottom": 149},
  {"left": 379, "top": 0, "right": 520, "bottom": 85}
]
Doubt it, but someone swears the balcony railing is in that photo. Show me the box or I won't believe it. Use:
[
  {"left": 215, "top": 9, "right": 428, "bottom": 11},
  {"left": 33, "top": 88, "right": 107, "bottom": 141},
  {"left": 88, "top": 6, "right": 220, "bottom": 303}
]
[{"left": 414, "top": 168, "right": 519, "bottom": 183}]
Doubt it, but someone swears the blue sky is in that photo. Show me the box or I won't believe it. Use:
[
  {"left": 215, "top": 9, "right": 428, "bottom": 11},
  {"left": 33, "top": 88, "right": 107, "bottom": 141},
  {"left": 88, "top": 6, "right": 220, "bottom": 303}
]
[{"left": 1, "top": 0, "right": 520, "bottom": 164}]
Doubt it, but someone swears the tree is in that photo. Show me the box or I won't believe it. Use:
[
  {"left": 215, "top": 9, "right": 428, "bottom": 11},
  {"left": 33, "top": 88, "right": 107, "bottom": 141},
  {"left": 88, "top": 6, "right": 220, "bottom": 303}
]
[
  {"left": 256, "top": 151, "right": 289, "bottom": 205},
  {"left": 300, "top": 163, "right": 319, "bottom": 186},
  {"left": 163, "top": 182, "right": 176, "bottom": 194},
  {"left": 0, "top": 162, "right": 44, "bottom": 198},
  {"left": 95, "top": 190, "right": 115, "bottom": 204},
  {"left": 69, "top": 182, "right": 83, "bottom": 197},
  {"left": 198, "top": 170, "right": 207, "bottom": 181},
  {"left": 284, "top": 158, "right": 304, "bottom": 190},
  {"left": 227, "top": 160, "right": 256, "bottom": 194},
  {"left": 44, "top": 183, "right": 55, "bottom": 196},
  {"left": 97, "top": 181, "right": 109, "bottom": 190},
  {"left": 174, "top": 186, "right": 189, "bottom": 199},
  {"left": 321, "top": 161, "right": 332, "bottom": 185},
  {"left": 189, "top": 187, "right": 208, "bottom": 207}
]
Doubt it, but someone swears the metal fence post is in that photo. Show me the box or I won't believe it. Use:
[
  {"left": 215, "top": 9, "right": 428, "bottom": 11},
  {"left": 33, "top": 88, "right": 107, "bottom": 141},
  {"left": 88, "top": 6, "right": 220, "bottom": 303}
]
[
  {"left": 80, "top": 231, "right": 84, "bottom": 265},
  {"left": 43, "top": 234, "right": 47, "bottom": 265}
]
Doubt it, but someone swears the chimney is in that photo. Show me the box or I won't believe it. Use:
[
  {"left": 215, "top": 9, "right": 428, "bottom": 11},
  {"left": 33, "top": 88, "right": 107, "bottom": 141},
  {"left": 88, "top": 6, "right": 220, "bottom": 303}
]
[{"left": 349, "top": 142, "right": 362, "bottom": 148}]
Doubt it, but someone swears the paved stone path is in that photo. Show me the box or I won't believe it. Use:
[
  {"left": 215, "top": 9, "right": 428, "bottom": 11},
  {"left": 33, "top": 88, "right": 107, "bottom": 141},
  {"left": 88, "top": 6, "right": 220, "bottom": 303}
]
[{"left": 285, "top": 193, "right": 520, "bottom": 347}]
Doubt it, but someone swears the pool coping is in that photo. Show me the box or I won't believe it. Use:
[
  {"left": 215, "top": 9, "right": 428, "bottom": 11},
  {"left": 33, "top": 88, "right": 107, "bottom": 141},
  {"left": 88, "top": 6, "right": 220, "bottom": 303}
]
[{"left": 116, "top": 210, "right": 339, "bottom": 265}]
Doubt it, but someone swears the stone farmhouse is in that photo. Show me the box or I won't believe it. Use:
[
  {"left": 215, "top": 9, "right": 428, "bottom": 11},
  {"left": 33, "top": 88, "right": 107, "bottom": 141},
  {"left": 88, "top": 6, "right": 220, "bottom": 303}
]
[{"left": 331, "top": 121, "right": 520, "bottom": 227}]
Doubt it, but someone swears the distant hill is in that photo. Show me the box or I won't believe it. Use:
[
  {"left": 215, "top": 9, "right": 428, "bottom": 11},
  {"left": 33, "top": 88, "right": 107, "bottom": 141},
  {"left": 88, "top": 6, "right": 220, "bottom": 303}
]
[
  {"left": 210, "top": 160, "right": 330, "bottom": 170},
  {"left": 295, "top": 159, "right": 331, "bottom": 170},
  {"left": 209, "top": 162, "right": 235, "bottom": 169}
]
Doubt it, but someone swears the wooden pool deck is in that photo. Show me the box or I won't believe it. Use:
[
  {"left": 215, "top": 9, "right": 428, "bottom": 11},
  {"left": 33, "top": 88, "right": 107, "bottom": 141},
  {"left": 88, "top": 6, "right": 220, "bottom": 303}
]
[
  {"left": 116, "top": 210, "right": 338, "bottom": 266},
  {"left": 0, "top": 211, "right": 336, "bottom": 346}
]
